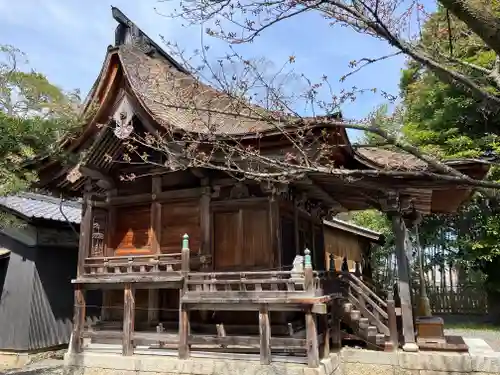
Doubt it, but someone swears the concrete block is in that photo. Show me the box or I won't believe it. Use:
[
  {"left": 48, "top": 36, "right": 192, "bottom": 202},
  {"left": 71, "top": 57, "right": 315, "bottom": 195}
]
[
  {"left": 470, "top": 354, "right": 500, "bottom": 374},
  {"left": 397, "top": 351, "right": 472, "bottom": 372},
  {"left": 342, "top": 362, "right": 394, "bottom": 375},
  {"left": 341, "top": 348, "right": 397, "bottom": 365}
]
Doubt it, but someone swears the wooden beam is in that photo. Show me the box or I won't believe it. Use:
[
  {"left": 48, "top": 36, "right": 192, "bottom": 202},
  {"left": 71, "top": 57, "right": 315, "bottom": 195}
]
[
  {"left": 391, "top": 213, "right": 417, "bottom": 352},
  {"left": 300, "top": 178, "right": 345, "bottom": 212},
  {"left": 122, "top": 283, "right": 135, "bottom": 356},
  {"left": 306, "top": 308, "right": 319, "bottom": 368},
  {"left": 70, "top": 286, "right": 86, "bottom": 353},
  {"left": 91, "top": 188, "right": 203, "bottom": 207},
  {"left": 259, "top": 305, "right": 271, "bottom": 365},
  {"left": 80, "top": 166, "right": 115, "bottom": 190}
]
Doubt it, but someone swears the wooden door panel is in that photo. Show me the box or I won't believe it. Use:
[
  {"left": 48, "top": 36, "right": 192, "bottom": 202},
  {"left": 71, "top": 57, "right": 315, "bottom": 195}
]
[
  {"left": 161, "top": 200, "right": 201, "bottom": 253},
  {"left": 113, "top": 205, "right": 152, "bottom": 255},
  {"left": 213, "top": 211, "right": 239, "bottom": 270}
]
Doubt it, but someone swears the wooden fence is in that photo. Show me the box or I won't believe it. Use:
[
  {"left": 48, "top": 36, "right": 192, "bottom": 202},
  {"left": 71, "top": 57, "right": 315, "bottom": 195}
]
[{"left": 412, "top": 285, "right": 488, "bottom": 315}]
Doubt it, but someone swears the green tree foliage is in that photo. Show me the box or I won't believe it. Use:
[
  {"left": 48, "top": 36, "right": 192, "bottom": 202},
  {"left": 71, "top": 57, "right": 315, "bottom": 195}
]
[
  {"left": 0, "top": 44, "right": 80, "bottom": 197},
  {"left": 399, "top": 6, "right": 500, "bottom": 308}
]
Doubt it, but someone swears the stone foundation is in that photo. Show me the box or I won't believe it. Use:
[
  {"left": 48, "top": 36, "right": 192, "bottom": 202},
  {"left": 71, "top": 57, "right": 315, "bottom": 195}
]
[{"left": 64, "top": 344, "right": 500, "bottom": 375}]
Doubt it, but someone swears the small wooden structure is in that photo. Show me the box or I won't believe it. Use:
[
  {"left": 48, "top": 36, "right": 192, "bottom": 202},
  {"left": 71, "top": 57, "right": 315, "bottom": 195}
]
[
  {"left": 30, "top": 8, "right": 490, "bottom": 367},
  {"left": 0, "top": 194, "right": 94, "bottom": 351}
]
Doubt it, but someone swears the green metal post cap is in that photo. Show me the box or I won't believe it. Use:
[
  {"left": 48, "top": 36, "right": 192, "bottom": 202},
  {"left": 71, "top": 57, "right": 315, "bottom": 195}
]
[
  {"left": 182, "top": 233, "right": 189, "bottom": 249},
  {"left": 304, "top": 248, "right": 312, "bottom": 267}
]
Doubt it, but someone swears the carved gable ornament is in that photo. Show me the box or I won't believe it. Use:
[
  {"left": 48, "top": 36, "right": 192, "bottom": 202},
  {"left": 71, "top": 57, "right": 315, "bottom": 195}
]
[
  {"left": 66, "top": 163, "right": 83, "bottom": 183},
  {"left": 113, "top": 95, "right": 135, "bottom": 139}
]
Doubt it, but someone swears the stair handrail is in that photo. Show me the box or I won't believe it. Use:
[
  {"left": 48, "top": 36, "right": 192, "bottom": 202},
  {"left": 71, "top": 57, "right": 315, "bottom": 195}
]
[{"left": 345, "top": 272, "right": 387, "bottom": 310}]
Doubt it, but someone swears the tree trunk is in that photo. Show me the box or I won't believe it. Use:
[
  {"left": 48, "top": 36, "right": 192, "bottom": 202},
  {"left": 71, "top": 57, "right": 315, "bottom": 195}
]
[{"left": 439, "top": 0, "right": 500, "bottom": 56}]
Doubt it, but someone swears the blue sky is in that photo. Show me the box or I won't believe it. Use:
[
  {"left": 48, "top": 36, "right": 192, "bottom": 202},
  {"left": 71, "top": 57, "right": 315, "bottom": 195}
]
[{"left": 0, "top": 0, "right": 431, "bottom": 140}]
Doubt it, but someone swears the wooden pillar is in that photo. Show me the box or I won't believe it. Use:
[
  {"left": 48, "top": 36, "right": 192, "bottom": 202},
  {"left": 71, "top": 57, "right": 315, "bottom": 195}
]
[
  {"left": 122, "top": 283, "right": 135, "bottom": 356},
  {"left": 294, "top": 199, "right": 300, "bottom": 255},
  {"left": 269, "top": 198, "right": 281, "bottom": 269},
  {"left": 147, "top": 289, "right": 159, "bottom": 326},
  {"left": 151, "top": 176, "right": 162, "bottom": 254},
  {"left": 77, "top": 185, "right": 93, "bottom": 277},
  {"left": 331, "top": 301, "right": 341, "bottom": 348},
  {"left": 101, "top": 290, "right": 112, "bottom": 321},
  {"left": 306, "top": 308, "right": 319, "bottom": 368},
  {"left": 259, "top": 305, "right": 271, "bottom": 365},
  {"left": 321, "top": 312, "right": 330, "bottom": 359},
  {"left": 105, "top": 189, "right": 117, "bottom": 257},
  {"left": 179, "top": 302, "right": 190, "bottom": 359},
  {"left": 200, "top": 183, "right": 211, "bottom": 259},
  {"left": 70, "top": 285, "right": 86, "bottom": 353},
  {"left": 391, "top": 213, "right": 417, "bottom": 352}
]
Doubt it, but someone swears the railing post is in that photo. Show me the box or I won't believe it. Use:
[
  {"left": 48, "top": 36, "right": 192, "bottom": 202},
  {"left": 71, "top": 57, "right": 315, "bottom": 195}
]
[
  {"left": 304, "top": 248, "right": 314, "bottom": 293},
  {"left": 181, "top": 234, "right": 190, "bottom": 275},
  {"left": 386, "top": 290, "right": 399, "bottom": 351},
  {"left": 259, "top": 305, "right": 271, "bottom": 364},
  {"left": 329, "top": 253, "right": 336, "bottom": 273},
  {"left": 354, "top": 261, "right": 362, "bottom": 277},
  {"left": 179, "top": 233, "right": 190, "bottom": 359},
  {"left": 341, "top": 257, "right": 349, "bottom": 272}
]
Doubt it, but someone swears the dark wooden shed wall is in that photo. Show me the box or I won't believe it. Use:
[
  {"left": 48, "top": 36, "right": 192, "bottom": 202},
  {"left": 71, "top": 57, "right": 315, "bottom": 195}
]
[{"left": 0, "top": 231, "right": 101, "bottom": 351}]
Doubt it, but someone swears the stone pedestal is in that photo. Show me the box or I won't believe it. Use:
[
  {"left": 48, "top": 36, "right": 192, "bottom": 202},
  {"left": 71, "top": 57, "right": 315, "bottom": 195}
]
[{"left": 416, "top": 316, "right": 446, "bottom": 344}]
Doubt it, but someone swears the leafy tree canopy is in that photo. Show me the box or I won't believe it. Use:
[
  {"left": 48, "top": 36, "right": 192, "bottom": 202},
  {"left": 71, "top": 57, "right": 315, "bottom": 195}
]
[{"left": 0, "top": 44, "right": 80, "bottom": 197}]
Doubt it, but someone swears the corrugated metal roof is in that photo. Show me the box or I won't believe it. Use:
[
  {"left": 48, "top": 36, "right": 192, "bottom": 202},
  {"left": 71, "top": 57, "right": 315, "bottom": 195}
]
[{"left": 0, "top": 193, "right": 82, "bottom": 224}]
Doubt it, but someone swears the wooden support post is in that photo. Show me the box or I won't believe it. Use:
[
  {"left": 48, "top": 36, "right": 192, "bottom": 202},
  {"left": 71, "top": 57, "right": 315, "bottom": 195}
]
[
  {"left": 294, "top": 199, "right": 300, "bottom": 255},
  {"left": 331, "top": 301, "right": 341, "bottom": 349},
  {"left": 321, "top": 311, "right": 330, "bottom": 359},
  {"left": 200, "top": 185, "right": 211, "bottom": 259},
  {"left": 147, "top": 289, "right": 159, "bottom": 326},
  {"left": 391, "top": 213, "right": 418, "bottom": 352},
  {"left": 151, "top": 176, "right": 162, "bottom": 254},
  {"left": 101, "top": 290, "right": 112, "bottom": 321},
  {"left": 306, "top": 308, "right": 319, "bottom": 368},
  {"left": 77, "top": 186, "right": 93, "bottom": 277},
  {"left": 386, "top": 295, "right": 399, "bottom": 351},
  {"left": 105, "top": 189, "right": 117, "bottom": 257},
  {"left": 179, "top": 302, "right": 190, "bottom": 359},
  {"left": 259, "top": 305, "right": 271, "bottom": 365},
  {"left": 70, "top": 286, "right": 86, "bottom": 353},
  {"left": 122, "top": 283, "right": 135, "bottom": 356}
]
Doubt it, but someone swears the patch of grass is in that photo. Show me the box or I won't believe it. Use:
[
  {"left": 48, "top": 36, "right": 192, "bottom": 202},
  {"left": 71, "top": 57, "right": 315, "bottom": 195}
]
[{"left": 444, "top": 322, "right": 500, "bottom": 331}]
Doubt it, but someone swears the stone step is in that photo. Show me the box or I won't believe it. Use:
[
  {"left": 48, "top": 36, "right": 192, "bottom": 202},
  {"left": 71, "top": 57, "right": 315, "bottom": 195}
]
[
  {"left": 358, "top": 317, "right": 369, "bottom": 329},
  {"left": 342, "top": 302, "right": 353, "bottom": 314},
  {"left": 350, "top": 309, "right": 361, "bottom": 321}
]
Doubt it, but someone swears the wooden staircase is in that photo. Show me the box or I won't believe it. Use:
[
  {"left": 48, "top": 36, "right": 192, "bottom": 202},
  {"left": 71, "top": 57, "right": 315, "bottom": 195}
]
[{"left": 337, "top": 272, "right": 398, "bottom": 351}]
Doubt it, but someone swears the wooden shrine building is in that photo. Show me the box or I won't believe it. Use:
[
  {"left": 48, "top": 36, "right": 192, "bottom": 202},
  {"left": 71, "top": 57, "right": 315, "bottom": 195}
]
[{"left": 31, "top": 8, "right": 490, "bottom": 368}]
